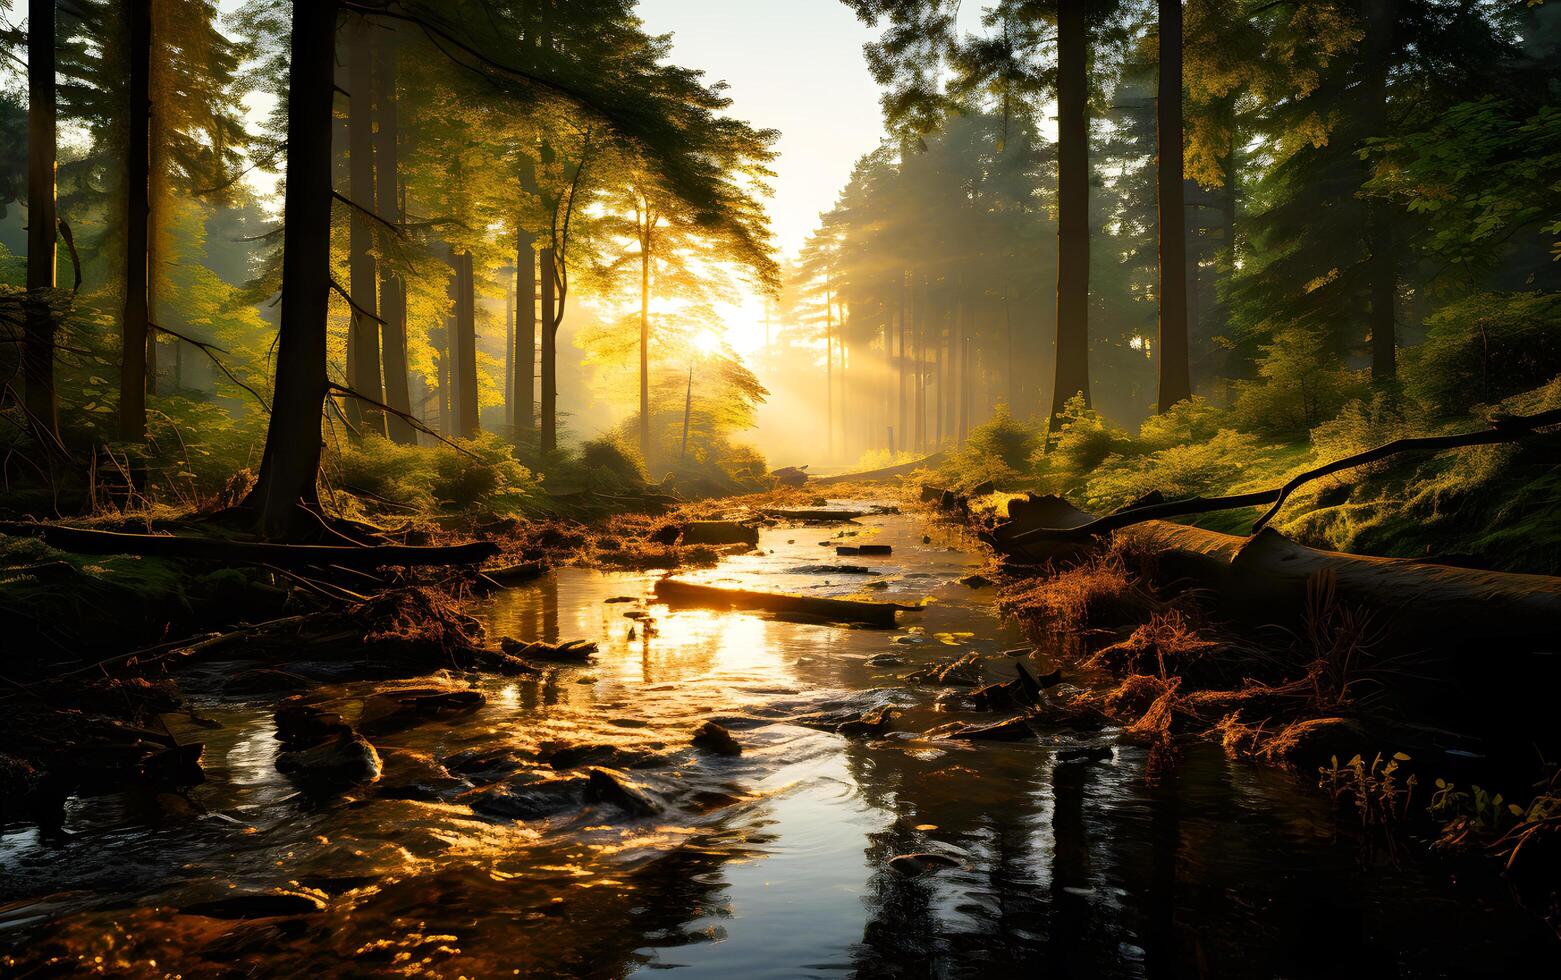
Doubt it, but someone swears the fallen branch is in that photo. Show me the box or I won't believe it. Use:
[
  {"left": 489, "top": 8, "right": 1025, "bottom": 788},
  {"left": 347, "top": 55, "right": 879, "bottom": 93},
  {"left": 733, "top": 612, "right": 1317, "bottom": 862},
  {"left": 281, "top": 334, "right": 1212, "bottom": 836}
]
[
  {"left": 654, "top": 577, "right": 915, "bottom": 627},
  {"left": 1015, "top": 407, "right": 1561, "bottom": 541},
  {"left": 0, "top": 521, "right": 499, "bottom": 568}
]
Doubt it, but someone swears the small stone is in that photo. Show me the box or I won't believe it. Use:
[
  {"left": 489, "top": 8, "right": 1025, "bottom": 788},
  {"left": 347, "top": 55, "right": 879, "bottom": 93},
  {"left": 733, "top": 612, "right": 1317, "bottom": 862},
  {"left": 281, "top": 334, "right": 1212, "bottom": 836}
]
[
  {"left": 584, "top": 767, "right": 663, "bottom": 817},
  {"left": 957, "top": 573, "right": 994, "bottom": 589},
  {"left": 888, "top": 853, "right": 962, "bottom": 877},
  {"left": 692, "top": 721, "right": 742, "bottom": 756},
  {"left": 276, "top": 731, "right": 382, "bottom": 786},
  {"left": 181, "top": 892, "right": 325, "bottom": 920},
  {"left": 865, "top": 653, "right": 907, "bottom": 667}
]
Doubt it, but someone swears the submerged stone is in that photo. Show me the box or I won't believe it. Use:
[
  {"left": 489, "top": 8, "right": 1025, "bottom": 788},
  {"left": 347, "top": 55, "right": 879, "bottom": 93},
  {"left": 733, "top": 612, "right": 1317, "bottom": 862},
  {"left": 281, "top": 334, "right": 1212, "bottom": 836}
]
[
  {"left": 691, "top": 721, "right": 742, "bottom": 756},
  {"left": 584, "top": 767, "right": 664, "bottom": 816},
  {"left": 888, "top": 852, "right": 962, "bottom": 877}
]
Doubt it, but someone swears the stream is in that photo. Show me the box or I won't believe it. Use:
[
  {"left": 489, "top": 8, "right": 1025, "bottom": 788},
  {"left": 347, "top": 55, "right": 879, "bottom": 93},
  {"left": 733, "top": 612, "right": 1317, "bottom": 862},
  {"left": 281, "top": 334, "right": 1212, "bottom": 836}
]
[{"left": 1, "top": 506, "right": 1552, "bottom": 976}]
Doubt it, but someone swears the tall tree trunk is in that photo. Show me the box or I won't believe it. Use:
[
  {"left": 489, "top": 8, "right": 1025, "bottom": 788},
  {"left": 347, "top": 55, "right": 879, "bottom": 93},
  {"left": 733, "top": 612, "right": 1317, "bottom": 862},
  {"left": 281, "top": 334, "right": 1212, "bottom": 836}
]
[
  {"left": 346, "top": 17, "right": 384, "bottom": 436},
  {"left": 825, "top": 281, "right": 835, "bottom": 461},
  {"left": 453, "top": 251, "right": 479, "bottom": 438},
  {"left": 955, "top": 283, "right": 968, "bottom": 445},
  {"left": 540, "top": 246, "right": 558, "bottom": 452},
  {"left": 679, "top": 361, "right": 693, "bottom": 459},
  {"left": 515, "top": 218, "right": 536, "bottom": 434},
  {"left": 246, "top": 0, "right": 339, "bottom": 540},
  {"left": 914, "top": 273, "right": 926, "bottom": 452},
  {"left": 375, "top": 27, "right": 416, "bottom": 444},
  {"left": 1156, "top": 0, "right": 1191, "bottom": 412},
  {"left": 897, "top": 270, "right": 907, "bottom": 449},
  {"left": 639, "top": 223, "right": 651, "bottom": 457},
  {"left": 1050, "top": 0, "right": 1091, "bottom": 425},
  {"left": 120, "top": 0, "right": 151, "bottom": 443},
  {"left": 1364, "top": 0, "right": 1395, "bottom": 382},
  {"left": 24, "top": 0, "right": 59, "bottom": 442}
]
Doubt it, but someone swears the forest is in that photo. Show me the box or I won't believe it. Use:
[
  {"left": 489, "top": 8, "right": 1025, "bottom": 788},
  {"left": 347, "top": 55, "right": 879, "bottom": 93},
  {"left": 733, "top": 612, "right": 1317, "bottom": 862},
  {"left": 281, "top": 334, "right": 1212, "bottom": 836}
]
[{"left": 1, "top": 0, "right": 1560, "bottom": 976}]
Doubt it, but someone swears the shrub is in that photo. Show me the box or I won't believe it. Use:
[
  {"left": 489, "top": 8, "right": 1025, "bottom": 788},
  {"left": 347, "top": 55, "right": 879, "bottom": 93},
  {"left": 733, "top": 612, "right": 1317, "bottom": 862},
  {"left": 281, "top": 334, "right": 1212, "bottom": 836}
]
[
  {"left": 1231, "top": 326, "right": 1360, "bottom": 436},
  {"left": 332, "top": 432, "right": 542, "bottom": 515},
  {"left": 1044, "top": 394, "right": 1132, "bottom": 475},
  {"left": 946, "top": 404, "right": 1042, "bottom": 489},
  {"left": 1405, "top": 291, "right": 1561, "bottom": 414}
]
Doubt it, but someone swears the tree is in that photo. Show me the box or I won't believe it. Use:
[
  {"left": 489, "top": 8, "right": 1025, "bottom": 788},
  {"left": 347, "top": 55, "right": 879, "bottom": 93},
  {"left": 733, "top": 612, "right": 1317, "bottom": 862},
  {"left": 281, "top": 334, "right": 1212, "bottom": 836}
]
[
  {"left": 120, "top": 0, "right": 151, "bottom": 442},
  {"left": 344, "top": 15, "right": 386, "bottom": 435},
  {"left": 24, "top": 0, "right": 59, "bottom": 443},
  {"left": 1155, "top": 0, "right": 1190, "bottom": 411},
  {"left": 244, "top": 0, "right": 339, "bottom": 539}
]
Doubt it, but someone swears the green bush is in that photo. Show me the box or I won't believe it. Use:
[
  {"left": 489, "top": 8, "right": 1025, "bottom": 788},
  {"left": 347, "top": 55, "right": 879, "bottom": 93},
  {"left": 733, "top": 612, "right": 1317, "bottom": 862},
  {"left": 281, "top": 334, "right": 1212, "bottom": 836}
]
[
  {"left": 945, "top": 404, "right": 1042, "bottom": 489},
  {"left": 1044, "top": 394, "right": 1132, "bottom": 475},
  {"left": 1231, "top": 326, "right": 1361, "bottom": 436},
  {"left": 332, "top": 432, "right": 542, "bottom": 515},
  {"left": 1404, "top": 291, "right": 1561, "bottom": 414}
]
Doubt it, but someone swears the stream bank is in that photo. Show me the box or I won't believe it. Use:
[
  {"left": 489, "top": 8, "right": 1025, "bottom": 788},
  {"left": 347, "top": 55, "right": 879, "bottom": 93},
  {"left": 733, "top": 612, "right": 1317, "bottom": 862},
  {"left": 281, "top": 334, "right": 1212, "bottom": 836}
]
[{"left": 2, "top": 502, "right": 1556, "bottom": 975}]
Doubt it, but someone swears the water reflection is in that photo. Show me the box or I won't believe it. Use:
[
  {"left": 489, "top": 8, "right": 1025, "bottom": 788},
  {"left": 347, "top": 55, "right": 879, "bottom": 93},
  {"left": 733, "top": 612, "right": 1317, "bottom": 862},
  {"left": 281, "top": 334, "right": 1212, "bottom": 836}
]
[{"left": 2, "top": 512, "right": 1555, "bottom": 976}]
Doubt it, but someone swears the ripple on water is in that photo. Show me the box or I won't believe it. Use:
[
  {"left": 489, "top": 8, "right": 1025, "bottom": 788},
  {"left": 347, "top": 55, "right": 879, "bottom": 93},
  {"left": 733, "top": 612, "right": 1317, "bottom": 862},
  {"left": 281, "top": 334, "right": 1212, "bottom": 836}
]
[{"left": 2, "top": 509, "right": 1554, "bottom": 976}]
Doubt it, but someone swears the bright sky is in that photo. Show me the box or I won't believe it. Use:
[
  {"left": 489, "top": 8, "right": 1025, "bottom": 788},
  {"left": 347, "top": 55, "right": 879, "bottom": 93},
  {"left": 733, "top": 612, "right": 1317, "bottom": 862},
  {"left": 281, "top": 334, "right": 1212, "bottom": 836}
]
[{"left": 635, "top": 0, "right": 889, "bottom": 260}]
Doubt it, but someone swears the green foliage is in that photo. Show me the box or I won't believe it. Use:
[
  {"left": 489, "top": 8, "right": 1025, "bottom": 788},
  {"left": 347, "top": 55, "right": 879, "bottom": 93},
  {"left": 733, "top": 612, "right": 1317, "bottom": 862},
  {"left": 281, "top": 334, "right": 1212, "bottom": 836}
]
[
  {"left": 1404, "top": 292, "right": 1561, "bottom": 415},
  {"left": 331, "top": 432, "right": 543, "bottom": 515},
  {"left": 946, "top": 404, "right": 1041, "bottom": 489},
  {"left": 1363, "top": 100, "right": 1561, "bottom": 277},
  {"left": 1046, "top": 394, "right": 1131, "bottom": 475},
  {"left": 1319, "top": 751, "right": 1419, "bottom": 835},
  {"left": 578, "top": 436, "right": 650, "bottom": 489},
  {"left": 1232, "top": 327, "right": 1361, "bottom": 436}
]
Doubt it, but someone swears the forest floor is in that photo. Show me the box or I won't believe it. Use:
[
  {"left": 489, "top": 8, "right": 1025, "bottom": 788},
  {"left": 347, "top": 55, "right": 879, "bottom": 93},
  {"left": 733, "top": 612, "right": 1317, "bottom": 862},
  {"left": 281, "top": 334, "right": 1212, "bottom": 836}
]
[{"left": 3, "top": 476, "right": 1560, "bottom": 941}]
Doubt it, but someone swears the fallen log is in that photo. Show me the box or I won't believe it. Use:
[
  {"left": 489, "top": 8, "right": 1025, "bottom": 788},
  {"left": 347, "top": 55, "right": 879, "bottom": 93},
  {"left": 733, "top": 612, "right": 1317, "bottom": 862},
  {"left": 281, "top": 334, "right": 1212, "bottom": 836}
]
[
  {"left": 680, "top": 520, "right": 761, "bottom": 546},
  {"left": 653, "top": 577, "right": 913, "bottom": 627},
  {"left": 760, "top": 507, "right": 870, "bottom": 523},
  {"left": 812, "top": 451, "right": 947, "bottom": 486},
  {"left": 1113, "top": 521, "right": 1561, "bottom": 644},
  {"left": 1013, "top": 407, "right": 1561, "bottom": 542},
  {"left": 0, "top": 521, "right": 501, "bottom": 568}
]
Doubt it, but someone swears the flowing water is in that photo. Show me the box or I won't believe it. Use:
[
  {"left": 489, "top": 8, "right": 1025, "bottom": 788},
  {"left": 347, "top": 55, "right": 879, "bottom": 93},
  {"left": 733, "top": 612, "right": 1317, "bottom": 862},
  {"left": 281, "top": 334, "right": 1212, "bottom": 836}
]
[{"left": 1, "top": 507, "right": 1552, "bottom": 977}]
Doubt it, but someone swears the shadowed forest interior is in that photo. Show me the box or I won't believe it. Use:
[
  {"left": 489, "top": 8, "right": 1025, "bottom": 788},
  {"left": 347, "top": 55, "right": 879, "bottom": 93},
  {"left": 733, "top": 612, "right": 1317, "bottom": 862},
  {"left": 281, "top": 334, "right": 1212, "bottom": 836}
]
[{"left": 2, "top": 0, "right": 1560, "bottom": 976}]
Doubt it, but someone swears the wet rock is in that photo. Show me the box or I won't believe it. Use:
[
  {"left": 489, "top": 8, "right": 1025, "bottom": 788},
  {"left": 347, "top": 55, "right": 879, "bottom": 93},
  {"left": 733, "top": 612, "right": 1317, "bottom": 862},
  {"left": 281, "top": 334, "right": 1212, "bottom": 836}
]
[
  {"left": 691, "top": 722, "right": 742, "bottom": 757},
  {"left": 836, "top": 544, "right": 892, "bottom": 556},
  {"left": 221, "top": 668, "right": 312, "bottom": 696},
  {"left": 907, "top": 653, "right": 984, "bottom": 686},
  {"left": 605, "top": 596, "right": 639, "bottom": 604},
  {"left": 920, "top": 484, "right": 945, "bottom": 503},
  {"left": 681, "top": 520, "right": 761, "bottom": 546},
  {"left": 543, "top": 742, "right": 659, "bottom": 770},
  {"left": 892, "top": 634, "right": 928, "bottom": 645},
  {"left": 649, "top": 523, "right": 684, "bottom": 545},
  {"left": 865, "top": 653, "right": 907, "bottom": 667},
  {"left": 969, "top": 479, "right": 995, "bottom": 496},
  {"left": 276, "top": 731, "right": 382, "bottom": 786},
  {"left": 500, "top": 637, "right": 599, "bottom": 663},
  {"left": 443, "top": 746, "right": 533, "bottom": 785},
  {"left": 358, "top": 688, "right": 485, "bottom": 735},
  {"left": 888, "top": 852, "right": 962, "bottom": 877},
  {"left": 1057, "top": 746, "right": 1113, "bottom": 765},
  {"left": 836, "top": 705, "right": 902, "bottom": 738},
  {"left": 935, "top": 715, "right": 1035, "bottom": 741},
  {"left": 273, "top": 699, "right": 351, "bottom": 746},
  {"left": 375, "top": 748, "right": 470, "bottom": 802},
  {"left": 584, "top": 767, "right": 664, "bottom": 817},
  {"left": 784, "top": 564, "right": 874, "bottom": 575},
  {"left": 933, "top": 691, "right": 974, "bottom": 712},
  {"left": 466, "top": 769, "right": 590, "bottom": 820},
  {"left": 139, "top": 742, "right": 206, "bottom": 788},
  {"left": 957, "top": 573, "right": 994, "bottom": 589},
  {"left": 771, "top": 465, "right": 808, "bottom": 487},
  {"left": 181, "top": 891, "right": 326, "bottom": 920}
]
